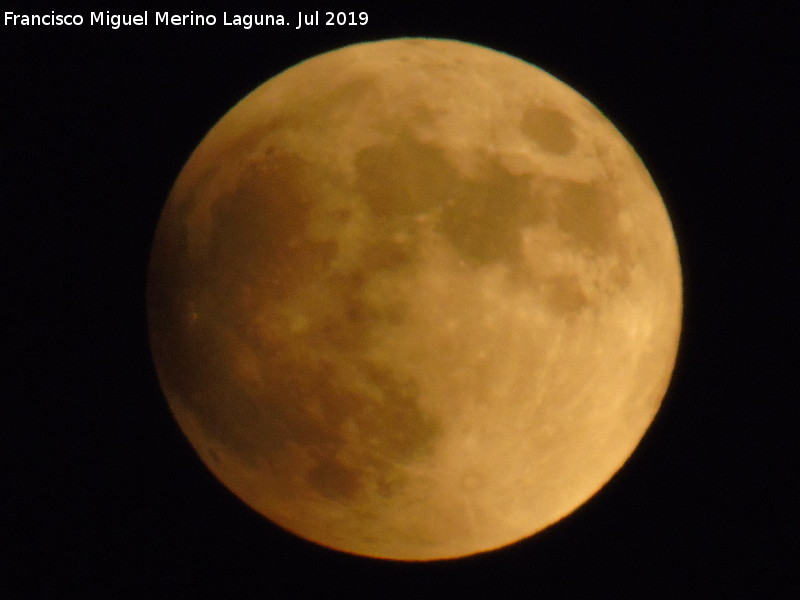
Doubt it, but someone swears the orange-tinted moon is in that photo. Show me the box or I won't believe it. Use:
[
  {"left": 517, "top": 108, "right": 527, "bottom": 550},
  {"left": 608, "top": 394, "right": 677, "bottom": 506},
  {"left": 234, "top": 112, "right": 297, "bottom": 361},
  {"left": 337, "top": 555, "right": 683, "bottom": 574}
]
[{"left": 147, "top": 39, "right": 682, "bottom": 561}]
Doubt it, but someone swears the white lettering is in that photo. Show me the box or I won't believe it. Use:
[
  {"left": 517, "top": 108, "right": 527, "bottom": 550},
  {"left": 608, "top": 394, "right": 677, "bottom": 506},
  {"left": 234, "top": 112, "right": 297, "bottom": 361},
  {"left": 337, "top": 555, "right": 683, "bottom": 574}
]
[
  {"left": 5, "top": 12, "right": 84, "bottom": 26},
  {"left": 155, "top": 12, "right": 215, "bottom": 26},
  {"left": 224, "top": 13, "right": 284, "bottom": 28}
]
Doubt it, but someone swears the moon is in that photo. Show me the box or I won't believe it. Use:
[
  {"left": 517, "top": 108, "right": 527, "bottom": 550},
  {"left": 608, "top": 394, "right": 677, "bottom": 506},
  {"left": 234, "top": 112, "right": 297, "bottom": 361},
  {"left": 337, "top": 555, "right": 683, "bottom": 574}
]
[{"left": 147, "top": 38, "right": 682, "bottom": 561}]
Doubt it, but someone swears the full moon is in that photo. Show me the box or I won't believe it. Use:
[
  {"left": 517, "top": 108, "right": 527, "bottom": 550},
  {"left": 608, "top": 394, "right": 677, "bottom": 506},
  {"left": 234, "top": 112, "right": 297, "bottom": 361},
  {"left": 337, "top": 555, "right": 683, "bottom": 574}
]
[{"left": 148, "top": 39, "right": 682, "bottom": 561}]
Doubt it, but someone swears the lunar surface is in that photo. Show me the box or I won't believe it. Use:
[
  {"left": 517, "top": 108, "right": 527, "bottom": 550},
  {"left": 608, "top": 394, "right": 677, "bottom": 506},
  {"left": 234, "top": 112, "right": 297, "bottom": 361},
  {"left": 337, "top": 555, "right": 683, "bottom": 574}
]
[{"left": 147, "top": 39, "right": 682, "bottom": 560}]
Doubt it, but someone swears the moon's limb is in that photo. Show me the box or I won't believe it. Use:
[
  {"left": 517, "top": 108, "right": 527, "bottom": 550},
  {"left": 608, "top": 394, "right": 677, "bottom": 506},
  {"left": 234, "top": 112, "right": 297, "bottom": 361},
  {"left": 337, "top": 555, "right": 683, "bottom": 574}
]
[{"left": 148, "top": 39, "right": 682, "bottom": 560}]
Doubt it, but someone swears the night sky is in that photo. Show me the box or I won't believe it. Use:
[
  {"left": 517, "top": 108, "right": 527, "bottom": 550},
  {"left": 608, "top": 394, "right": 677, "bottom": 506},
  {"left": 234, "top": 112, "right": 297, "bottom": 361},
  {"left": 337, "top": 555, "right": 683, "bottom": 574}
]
[{"left": 4, "top": 3, "right": 796, "bottom": 597}]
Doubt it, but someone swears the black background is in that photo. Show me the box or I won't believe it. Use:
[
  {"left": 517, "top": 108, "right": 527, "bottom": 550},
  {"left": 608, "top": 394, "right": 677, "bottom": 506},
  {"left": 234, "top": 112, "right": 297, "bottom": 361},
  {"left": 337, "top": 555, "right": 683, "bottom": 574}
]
[{"left": 3, "top": 2, "right": 796, "bottom": 598}]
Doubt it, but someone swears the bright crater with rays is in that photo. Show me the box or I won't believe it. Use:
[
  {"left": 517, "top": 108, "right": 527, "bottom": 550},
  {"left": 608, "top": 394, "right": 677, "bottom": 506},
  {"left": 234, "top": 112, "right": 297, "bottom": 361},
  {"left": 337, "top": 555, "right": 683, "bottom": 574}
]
[{"left": 148, "top": 38, "right": 682, "bottom": 560}]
